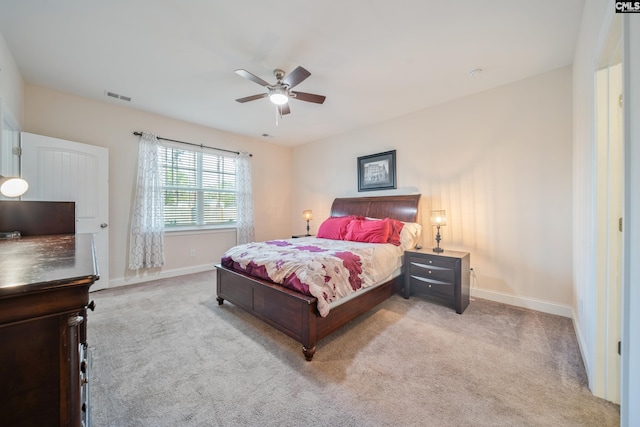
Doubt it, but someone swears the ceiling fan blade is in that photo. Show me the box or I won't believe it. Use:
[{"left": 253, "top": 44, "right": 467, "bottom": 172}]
[
  {"left": 282, "top": 66, "right": 311, "bottom": 89},
  {"left": 235, "top": 69, "right": 271, "bottom": 87},
  {"left": 235, "top": 93, "right": 268, "bottom": 103},
  {"left": 291, "top": 91, "right": 326, "bottom": 104},
  {"left": 278, "top": 103, "right": 291, "bottom": 115}
]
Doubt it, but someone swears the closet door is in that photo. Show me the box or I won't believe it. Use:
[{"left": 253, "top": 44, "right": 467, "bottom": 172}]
[{"left": 20, "top": 132, "right": 110, "bottom": 290}]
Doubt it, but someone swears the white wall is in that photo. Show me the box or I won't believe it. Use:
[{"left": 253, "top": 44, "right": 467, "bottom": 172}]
[
  {"left": 0, "top": 33, "right": 23, "bottom": 124},
  {"left": 0, "top": 33, "right": 24, "bottom": 179},
  {"left": 23, "top": 84, "right": 292, "bottom": 286},
  {"left": 292, "top": 67, "right": 574, "bottom": 314},
  {"left": 572, "top": 0, "right": 610, "bottom": 397}
]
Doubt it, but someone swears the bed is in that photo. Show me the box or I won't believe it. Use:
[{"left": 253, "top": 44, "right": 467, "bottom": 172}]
[{"left": 215, "top": 194, "right": 421, "bottom": 361}]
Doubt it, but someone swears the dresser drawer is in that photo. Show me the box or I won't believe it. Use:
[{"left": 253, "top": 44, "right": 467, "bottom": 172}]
[
  {"left": 408, "top": 260, "right": 455, "bottom": 283},
  {"left": 409, "top": 275, "right": 455, "bottom": 299}
]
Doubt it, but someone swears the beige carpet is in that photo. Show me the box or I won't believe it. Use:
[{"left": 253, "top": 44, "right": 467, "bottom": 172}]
[{"left": 87, "top": 271, "right": 619, "bottom": 426}]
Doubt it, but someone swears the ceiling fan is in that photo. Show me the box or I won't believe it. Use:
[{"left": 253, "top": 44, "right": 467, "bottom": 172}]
[{"left": 234, "top": 66, "right": 326, "bottom": 116}]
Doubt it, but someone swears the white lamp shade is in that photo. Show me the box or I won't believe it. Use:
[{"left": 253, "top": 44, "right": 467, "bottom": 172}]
[
  {"left": 0, "top": 176, "right": 29, "bottom": 197},
  {"left": 303, "top": 210, "right": 313, "bottom": 220},
  {"left": 430, "top": 210, "right": 447, "bottom": 226}
]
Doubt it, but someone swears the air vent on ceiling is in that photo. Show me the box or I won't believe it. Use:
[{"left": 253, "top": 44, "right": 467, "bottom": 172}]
[{"left": 104, "top": 90, "right": 132, "bottom": 102}]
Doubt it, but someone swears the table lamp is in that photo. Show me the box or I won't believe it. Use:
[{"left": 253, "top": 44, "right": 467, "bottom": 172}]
[
  {"left": 430, "top": 210, "right": 446, "bottom": 253},
  {"left": 303, "top": 210, "right": 313, "bottom": 236}
]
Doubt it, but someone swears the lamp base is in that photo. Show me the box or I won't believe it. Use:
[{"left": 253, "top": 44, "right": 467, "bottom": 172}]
[{"left": 433, "top": 227, "right": 444, "bottom": 253}]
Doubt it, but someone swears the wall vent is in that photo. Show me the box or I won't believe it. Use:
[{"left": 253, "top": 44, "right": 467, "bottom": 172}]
[{"left": 104, "top": 90, "right": 132, "bottom": 102}]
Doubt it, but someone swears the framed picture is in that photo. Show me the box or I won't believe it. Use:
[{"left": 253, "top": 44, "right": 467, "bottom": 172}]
[{"left": 357, "top": 150, "right": 397, "bottom": 192}]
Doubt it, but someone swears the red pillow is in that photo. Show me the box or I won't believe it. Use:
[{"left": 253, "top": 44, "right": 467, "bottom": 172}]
[
  {"left": 387, "top": 218, "right": 405, "bottom": 246},
  {"left": 316, "top": 216, "right": 355, "bottom": 240},
  {"left": 344, "top": 218, "right": 392, "bottom": 244}
]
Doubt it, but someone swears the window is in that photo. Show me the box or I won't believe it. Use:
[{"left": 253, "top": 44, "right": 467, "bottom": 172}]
[{"left": 159, "top": 145, "right": 237, "bottom": 228}]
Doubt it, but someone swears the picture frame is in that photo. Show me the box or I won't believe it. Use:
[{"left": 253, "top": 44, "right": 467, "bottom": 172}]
[{"left": 357, "top": 150, "right": 397, "bottom": 192}]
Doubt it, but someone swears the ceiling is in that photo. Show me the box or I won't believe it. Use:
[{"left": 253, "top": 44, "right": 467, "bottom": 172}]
[{"left": 0, "top": 0, "right": 585, "bottom": 147}]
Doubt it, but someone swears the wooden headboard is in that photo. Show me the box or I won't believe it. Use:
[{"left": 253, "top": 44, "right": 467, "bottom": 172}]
[{"left": 330, "top": 194, "right": 421, "bottom": 223}]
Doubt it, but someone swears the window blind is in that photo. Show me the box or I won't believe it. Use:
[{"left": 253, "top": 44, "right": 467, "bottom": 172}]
[{"left": 159, "top": 145, "right": 237, "bottom": 227}]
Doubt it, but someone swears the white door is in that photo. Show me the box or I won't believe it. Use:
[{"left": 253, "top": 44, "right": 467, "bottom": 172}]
[{"left": 20, "top": 132, "right": 110, "bottom": 291}]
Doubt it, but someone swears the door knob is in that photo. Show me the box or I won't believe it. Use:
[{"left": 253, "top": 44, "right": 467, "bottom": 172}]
[{"left": 100, "top": 223, "right": 108, "bottom": 228}]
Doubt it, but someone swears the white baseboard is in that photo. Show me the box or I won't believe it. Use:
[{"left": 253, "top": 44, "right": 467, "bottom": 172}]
[
  {"left": 470, "top": 287, "right": 573, "bottom": 318},
  {"left": 105, "top": 264, "right": 217, "bottom": 289}
]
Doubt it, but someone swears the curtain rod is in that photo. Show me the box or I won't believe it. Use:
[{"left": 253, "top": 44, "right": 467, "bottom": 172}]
[{"left": 132, "top": 132, "right": 252, "bottom": 157}]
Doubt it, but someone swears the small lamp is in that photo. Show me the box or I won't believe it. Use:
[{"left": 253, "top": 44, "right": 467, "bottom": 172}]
[
  {"left": 0, "top": 175, "right": 29, "bottom": 198},
  {"left": 430, "top": 210, "right": 447, "bottom": 253},
  {"left": 302, "top": 210, "right": 313, "bottom": 236}
]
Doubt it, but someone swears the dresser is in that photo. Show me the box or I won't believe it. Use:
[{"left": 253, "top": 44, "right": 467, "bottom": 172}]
[
  {"left": 403, "top": 248, "right": 470, "bottom": 314},
  {"left": 0, "top": 234, "right": 98, "bottom": 427}
]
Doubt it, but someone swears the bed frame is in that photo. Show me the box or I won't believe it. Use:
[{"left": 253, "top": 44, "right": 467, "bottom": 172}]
[{"left": 216, "top": 194, "right": 421, "bottom": 361}]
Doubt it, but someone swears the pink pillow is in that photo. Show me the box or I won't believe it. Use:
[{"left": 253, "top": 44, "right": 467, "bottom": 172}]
[
  {"left": 362, "top": 217, "right": 406, "bottom": 246},
  {"left": 344, "top": 218, "right": 392, "bottom": 244},
  {"left": 316, "top": 216, "right": 355, "bottom": 240}
]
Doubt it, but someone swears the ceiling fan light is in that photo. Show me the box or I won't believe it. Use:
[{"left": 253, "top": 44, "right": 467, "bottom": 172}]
[{"left": 269, "top": 88, "right": 288, "bottom": 105}]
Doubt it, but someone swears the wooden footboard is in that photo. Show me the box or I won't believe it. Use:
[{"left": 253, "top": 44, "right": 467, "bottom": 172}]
[
  {"left": 216, "top": 264, "right": 402, "bottom": 360},
  {"left": 216, "top": 265, "right": 318, "bottom": 359}
]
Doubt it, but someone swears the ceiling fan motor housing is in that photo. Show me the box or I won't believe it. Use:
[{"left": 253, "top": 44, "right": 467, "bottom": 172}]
[{"left": 273, "top": 69, "right": 286, "bottom": 81}]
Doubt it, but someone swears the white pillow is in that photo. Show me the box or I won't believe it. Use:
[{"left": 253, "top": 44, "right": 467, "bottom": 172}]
[{"left": 399, "top": 222, "right": 422, "bottom": 250}]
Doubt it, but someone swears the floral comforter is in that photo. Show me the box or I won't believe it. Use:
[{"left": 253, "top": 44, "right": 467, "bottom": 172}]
[{"left": 221, "top": 237, "right": 403, "bottom": 317}]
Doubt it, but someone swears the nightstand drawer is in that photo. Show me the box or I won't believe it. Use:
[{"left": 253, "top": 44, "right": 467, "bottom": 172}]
[
  {"left": 408, "top": 261, "right": 455, "bottom": 283},
  {"left": 409, "top": 275, "right": 455, "bottom": 299}
]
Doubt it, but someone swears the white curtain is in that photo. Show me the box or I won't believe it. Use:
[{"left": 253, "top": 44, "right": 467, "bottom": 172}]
[
  {"left": 129, "top": 132, "right": 165, "bottom": 269},
  {"left": 236, "top": 151, "right": 254, "bottom": 244}
]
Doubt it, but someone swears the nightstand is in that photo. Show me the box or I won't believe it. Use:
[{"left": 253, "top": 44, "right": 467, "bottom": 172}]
[
  {"left": 403, "top": 248, "right": 470, "bottom": 314},
  {"left": 291, "top": 234, "right": 313, "bottom": 238}
]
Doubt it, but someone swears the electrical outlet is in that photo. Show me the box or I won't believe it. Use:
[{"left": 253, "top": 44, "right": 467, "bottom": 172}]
[{"left": 190, "top": 249, "right": 196, "bottom": 257}]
